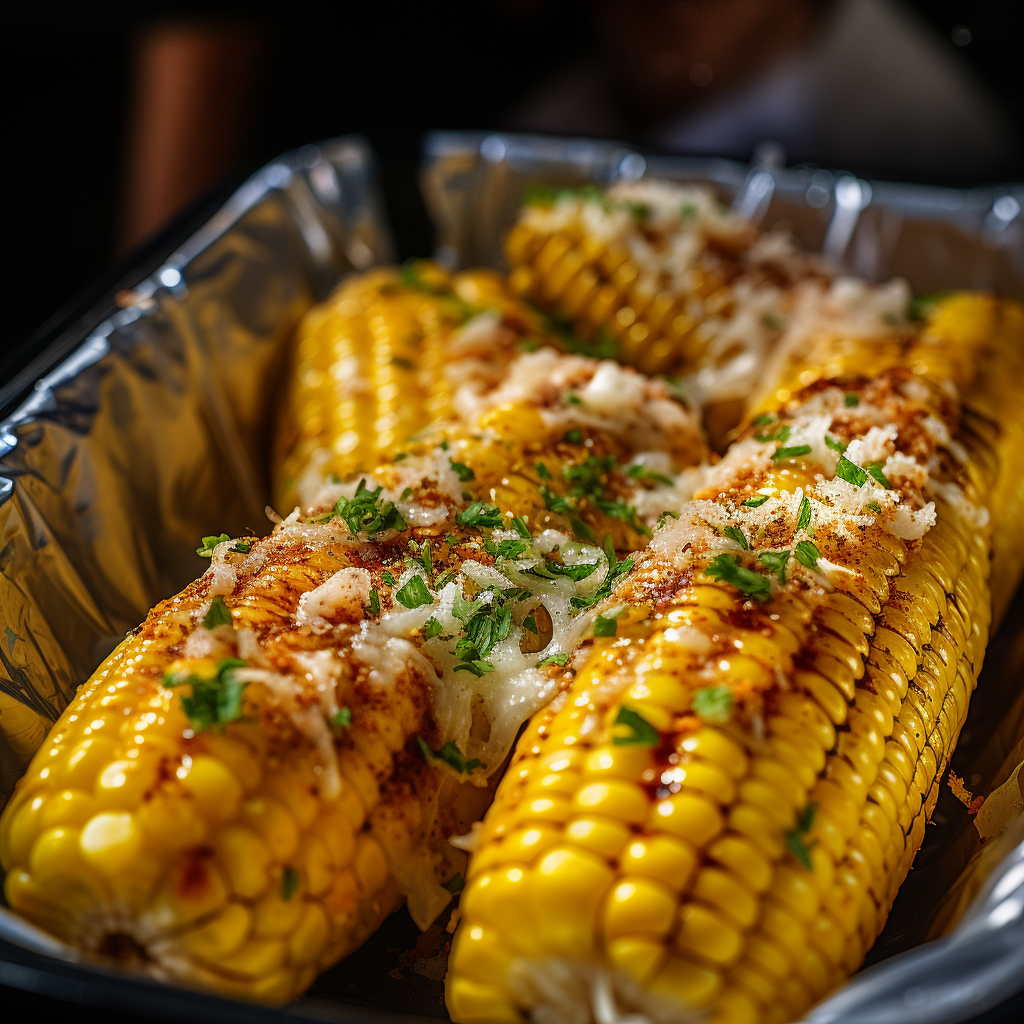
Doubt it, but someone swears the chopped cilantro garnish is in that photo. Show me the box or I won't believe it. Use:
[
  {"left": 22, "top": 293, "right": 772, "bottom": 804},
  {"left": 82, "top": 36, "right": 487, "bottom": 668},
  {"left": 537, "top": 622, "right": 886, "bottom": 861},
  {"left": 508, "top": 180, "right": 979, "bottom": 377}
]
[
  {"left": 866, "top": 461, "right": 893, "bottom": 489},
  {"left": 400, "top": 487, "right": 413, "bottom": 500},
  {"left": 539, "top": 652, "right": 570, "bottom": 668},
  {"left": 824, "top": 435, "right": 847, "bottom": 453},
  {"left": 442, "top": 873, "right": 465, "bottom": 894},
  {"left": 393, "top": 453, "right": 408, "bottom": 462},
  {"left": 612, "top": 707, "right": 659, "bottom": 746},
  {"left": 196, "top": 533, "right": 231, "bottom": 557},
  {"left": 844, "top": 392, "right": 860, "bottom": 407},
  {"left": 423, "top": 617, "right": 443, "bottom": 640},
  {"left": 757, "top": 549, "right": 790, "bottom": 584},
  {"left": 755, "top": 424, "right": 790, "bottom": 444},
  {"left": 680, "top": 202, "right": 697, "bottom": 218},
  {"left": 742, "top": 494, "right": 770, "bottom": 508},
  {"left": 439, "top": 440, "right": 449, "bottom": 451},
  {"left": 786, "top": 803, "right": 817, "bottom": 870},
  {"left": 565, "top": 393, "right": 582, "bottom": 406},
  {"left": 484, "top": 538, "right": 531, "bottom": 560},
  {"left": 416, "top": 737, "right": 483, "bottom": 774},
  {"left": 449, "top": 459, "right": 475, "bottom": 482},
  {"left": 527, "top": 557, "right": 600, "bottom": 584},
  {"left": 705, "top": 554, "right": 771, "bottom": 601},
  {"left": 794, "top": 540, "right": 821, "bottom": 568},
  {"left": 536, "top": 462, "right": 552, "bottom": 480},
  {"left": 454, "top": 659, "right": 494, "bottom": 676},
  {"left": 692, "top": 686, "right": 733, "bottom": 723},
  {"left": 232, "top": 540, "right": 252, "bottom": 554},
  {"left": 522, "top": 614, "right": 538, "bottom": 634},
  {"left": 866, "top": 500, "right": 882, "bottom": 513},
  {"left": 626, "top": 464, "right": 674, "bottom": 487},
  {"left": 796, "top": 495, "right": 812, "bottom": 531},
  {"left": 381, "top": 570, "right": 397, "bottom": 586},
  {"left": 594, "top": 606, "right": 625, "bottom": 637},
  {"left": 330, "top": 480, "right": 407, "bottom": 537},
  {"left": 563, "top": 429, "right": 584, "bottom": 445},
  {"left": 203, "top": 596, "right": 232, "bottom": 630},
  {"left": 457, "top": 502, "right": 504, "bottom": 530},
  {"left": 723, "top": 526, "right": 748, "bottom": 550},
  {"left": 835, "top": 456, "right": 868, "bottom": 487},
  {"left": 627, "top": 201, "right": 651, "bottom": 220},
  {"left": 540, "top": 485, "right": 595, "bottom": 541},
  {"left": 164, "top": 658, "right": 248, "bottom": 733},
  {"left": 510, "top": 516, "right": 531, "bottom": 538},
  {"left": 751, "top": 413, "right": 774, "bottom": 427},
  {"left": 330, "top": 707, "right": 352, "bottom": 730},
  {"left": 396, "top": 576, "right": 433, "bottom": 609},
  {"left": 368, "top": 588, "right": 380, "bottom": 616},
  {"left": 772, "top": 444, "right": 812, "bottom": 461},
  {"left": 281, "top": 867, "right": 299, "bottom": 901},
  {"left": 761, "top": 312, "right": 783, "bottom": 330}
]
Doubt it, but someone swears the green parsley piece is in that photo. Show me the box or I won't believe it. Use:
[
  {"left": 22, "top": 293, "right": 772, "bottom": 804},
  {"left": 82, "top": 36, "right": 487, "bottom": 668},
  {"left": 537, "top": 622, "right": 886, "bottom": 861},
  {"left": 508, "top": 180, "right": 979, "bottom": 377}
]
[
  {"left": 457, "top": 502, "right": 504, "bottom": 530},
  {"left": 844, "top": 392, "right": 860, "bottom": 407},
  {"left": 626, "top": 464, "right": 674, "bottom": 487},
  {"left": 796, "top": 495, "right": 812, "bottom": 531},
  {"left": 594, "top": 606, "right": 625, "bottom": 637},
  {"left": 381, "top": 570, "right": 397, "bottom": 586},
  {"left": 627, "top": 201, "right": 652, "bottom": 221},
  {"left": 423, "top": 617, "right": 443, "bottom": 640},
  {"left": 757, "top": 549, "right": 790, "bottom": 584},
  {"left": 417, "top": 737, "right": 484, "bottom": 774},
  {"left": 565, "top": 393, "right": 582, "bottom": 406},
  {"left": 751, "top": 413, "right": 774, "bottom": 427},
  {"left": 785, "top": 804, "right": 817, "bottom": 870},
  {"left": 723, "top": 526, "right": 748, "bottom": 550},
  {"left": 396, "top": 576, "right": 433, "bottom": 609},
  {"left": 563, "top": 429, "right": 584, "bottom": 445},
  {"left": 164, "top": 658, "right": 248, "bottom": 733},
  {"left": 442, "top": 872, "right": 465, "bottom": 894},
  {"left": 232, "top": 540, "right": 252, "bottom": 554},
  {"left": 794, "top": 540, "right": 821, "bottom": 568},
  {"left": 835, "top": 456, "right": 868, "bottom": 487},
  {"left": 536, "top": 462, "right": 552, "bottom": 479},
  {"left": 522, "top": 614, "right": 538, "bottom": 634},
  {"left": 330, "top": 707, "right": 352, "bottom": 730},
  {"left": 368, "top": 589, "right": 380, "bottom": 616},
  {"left": 705, "top": 554, "right": 771, "bottom": 602},
  {"left": 612, "top": 707, "right": 659, "bottom": 747},
  {"left": 761, "top": 312, "right": 783, "bottom": 330},
  {"left": 484, "top": 538, "right": 531, "bottom": 560},
  {"left": 824, "top": 435, "right": 847, "bottom": 453},
  {"left": 196, "top": 533, "right": 231, "bottom": 557},
  {"left": 538, "top": 652, "right": 570, "bottom": 668},
  {"left": 866, "top": 500, "right": 882, "bottom": 513},
  {"left": 772, "top": 444, "right": 812, "bottom": 461},
  {"left": 449, "top": 459, "right": 475, "bottom": 482},
  {"left": 202, "top": 596, "right": 232, "bottom": 630},
  {"left": 400, "top": 487, "right": 413, "bottom": 500},
  {"left": 454, "top": 659, "right": 494, "bottom": 677},
  {"left": 742, "top": 495, "right": 770, "bottom": 508},
  {"left": 692, "top": 686, "right": 734, "bottom": 723},
  {"left": 755, "top": 424, "right": 790, "bottom": 444},
  {"left": 680, "top": 202, "right": 697, "bottom": 218},
  {"left": 281, "top": 867, "right": 300, "bottom": 901},
  {"left": 510, "top": 516, "right": 531, "bottom": 538},
  {"left": 866, "top": 461, "right": 893, "bottom": 489},
  {"left": 330, "top": 480, "right": 407, "bottom": 537},
  {"left": 439, "top": 440, "right": 449, "bottom": 451}
]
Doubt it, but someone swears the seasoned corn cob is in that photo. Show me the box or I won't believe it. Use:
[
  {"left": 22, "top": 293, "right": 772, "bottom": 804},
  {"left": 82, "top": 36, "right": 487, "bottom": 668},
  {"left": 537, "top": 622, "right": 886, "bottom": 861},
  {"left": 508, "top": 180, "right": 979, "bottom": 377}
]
[
  {"left": 446, "top": 293, "right": 1024, "bottom": 1024},
  {"left": 1, "top": 266, "right": 708, "bottom": 1002}
]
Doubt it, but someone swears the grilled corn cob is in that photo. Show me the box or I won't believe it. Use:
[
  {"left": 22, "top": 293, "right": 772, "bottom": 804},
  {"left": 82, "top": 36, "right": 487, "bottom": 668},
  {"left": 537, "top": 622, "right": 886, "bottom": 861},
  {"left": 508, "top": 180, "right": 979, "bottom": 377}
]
[
  {"left": 1, "top": 266, "right": 708, "bottom": 1002},
  {"left": 446, "top": 293, "right": 1024, "bottom": 1024}
]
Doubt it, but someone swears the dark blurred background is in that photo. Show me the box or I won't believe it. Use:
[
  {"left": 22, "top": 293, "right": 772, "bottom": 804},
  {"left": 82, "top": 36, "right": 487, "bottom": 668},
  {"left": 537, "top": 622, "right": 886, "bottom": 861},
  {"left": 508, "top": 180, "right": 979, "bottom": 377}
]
[{"left": 3, "top": 0, "right": 1022, "bottom": 349}]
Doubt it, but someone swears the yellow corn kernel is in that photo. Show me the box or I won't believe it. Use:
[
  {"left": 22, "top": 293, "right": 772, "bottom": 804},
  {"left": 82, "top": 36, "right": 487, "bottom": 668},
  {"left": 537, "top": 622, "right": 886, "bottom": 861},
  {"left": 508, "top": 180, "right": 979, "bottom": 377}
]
[
  {"left": 573, "top": 780, "right": 649, "bottom": 824},
  {"left": 676, "top": 902, "right": 745, "bottom": 965},
  {"left": 178, "top": 903, "right": 253, "bottom": 959},
  {"left": 529, "top": 847, "right": 615, "bottom": 956},
  {"left": 564, "top": 816, "right": 631, "bottom": 858},
  {"left": 79, "top": 812, "right": 143, "bottom": 875},
  {"left": 213, "top": 824, "right": 273, "bottom": 900},
  {"left": 179, "top": 756, "right": 243, "bottom": 824},
  {"left": 652, "top": 792, "right": 725, "bottom": 846},
  {"left": 602, "top": 877, "right": 678, "bottom": 939},
  {"left": 619, "top": 834, "right": 699, "bottom": 892},
  {"left": 607, "top": 935, "right": 669, "bottom": 985}
]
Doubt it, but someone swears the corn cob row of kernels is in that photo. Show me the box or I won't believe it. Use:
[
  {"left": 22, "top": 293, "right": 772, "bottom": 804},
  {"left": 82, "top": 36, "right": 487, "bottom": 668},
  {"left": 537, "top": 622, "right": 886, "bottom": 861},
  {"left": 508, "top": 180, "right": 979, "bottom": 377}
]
[{"left": 446, "top": 294, "right": 1024, "bottom": 1024}]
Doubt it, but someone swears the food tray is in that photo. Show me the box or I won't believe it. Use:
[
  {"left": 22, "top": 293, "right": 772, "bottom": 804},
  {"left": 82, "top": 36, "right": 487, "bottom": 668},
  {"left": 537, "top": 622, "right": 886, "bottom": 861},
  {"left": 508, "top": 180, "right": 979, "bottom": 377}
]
[{"left": 1, "top": 131, "right": 1021, "bottom": 1023}]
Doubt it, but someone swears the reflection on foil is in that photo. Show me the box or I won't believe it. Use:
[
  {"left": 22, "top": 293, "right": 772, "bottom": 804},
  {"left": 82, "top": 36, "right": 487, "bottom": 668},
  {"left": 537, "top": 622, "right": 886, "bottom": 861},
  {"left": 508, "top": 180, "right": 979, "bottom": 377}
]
[{"left": 1, "top": 130, "right": 1022, "bottom": 1022}]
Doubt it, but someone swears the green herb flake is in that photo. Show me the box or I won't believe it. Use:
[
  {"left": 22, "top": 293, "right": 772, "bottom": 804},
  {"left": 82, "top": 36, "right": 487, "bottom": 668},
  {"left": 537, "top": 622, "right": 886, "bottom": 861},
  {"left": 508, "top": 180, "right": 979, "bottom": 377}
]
[
  {"left": 390, "top": 356, "right": 414, "bottom": 370},
  {"left": 692, "top": 685, "right": 734, "bottom": 724},
  {"left": 755, "top": 424, "right": 790, "bottom": 444},
  {"left": 612, "top": 706, "right": 659, "bottom": 746},
  {"left": 330, "top": 480, "right": 407, "bottom": 537},
  {"left": 723, "top": 526, "right": 748, "bottom": 550},
  {"left": 563, "top": 429, "right": 584, "bottom": 445},
  {"left": 232, "top": 540, "right": 252, "bottom": 554},
  {"left": 796, "top": 495, "right": 812, "bottom": 531},
  {"left": 368, "top": 588, "right": 380, "bottom": 616},
  {"left": 866, "top": 500, "right": 882, "bottom": 513},
  {"left": 423, "top": 617, "right": 443, "bottom": 640},
  {"left": 785, "top": 803, "right": 817, "bottom": 870},
  {"left": 757, "top": 549, "right": 790, "bottom": 585},
  {"left": 705, "top": 554, "right": 772, "bottom": 602},
  {"left": 680, "top": 202, "right": 698, "bottom": 219},
  {"left": 835, "top": 456, "right": 868, "bottom": 487},
  {"left": 866, "top": 461, "right": 893, "bottom": 489},
  {"left": 439, "top": 440, "right": 449, "bottom": 451},
  {"left": 485, "top": 538, "right": 531, "bottom": 560},
  {"left": 417, "top": 737, "right": 484, "bottom": 774},
  {"left": 522, "top": 614, "right": 538, "bottom": 634},
  {"left": 202, "top": 596, "right": 232, "bottom": 630},
  {"left": 510, "top": 516, "right": 531, "bottom": 539},
  {"left": 742, "top": 494, "right": 770, "bottom": 508},
  {"left": 844, "top": 392, "right": 860, "bottom": 407},
  {"left": 281, "top": 867, "right": 300, "bottom": 901},
  {"left": 396, "top": 576, "right": 433, "bottom": 609},
  {"left": 164, "top": 658, "right": 248, "bottom": 733},
  {"left": 196, "top": 533, "right": 231, "bottom": 558},
  {"left": 751, "top": 414, "right": 774, "bottom": 427},
  {"left": 381, "top": 570, "right": 397, "bottom": 586},
  {"left": 565, "top": 393, "right": 582, "bottom": 406},
  {"left": 772, "top": 444, "right": 812, "bottom": 462},
  {"left": 538, "top": 652, "right": 570, "bottom": 668},
  {"left": 457, "top": 502, "right": 504, "bottom": 530},
  {"left": 824, "top": 435, "right": 847, "bottom": 453},
  {"left": 330, "top": 707, "right": 352, "bottom": 730},
  {"left": 794, "top": 540, "right": 821, "bottom": 569},
  {"left": 450, "top": 459, "right": 475, "bottom": 482},
  {"left": 442, "top": 872, "right": 465, "bottom": 894},
  {"left": 626, "top": 464, "right": 674, "bottom": 487},
  {"left": 536, "top": 462, "right": 552, "bottom": 479},
  {"left": 594, "top": 606, "right": 625, "bottom": 638}
]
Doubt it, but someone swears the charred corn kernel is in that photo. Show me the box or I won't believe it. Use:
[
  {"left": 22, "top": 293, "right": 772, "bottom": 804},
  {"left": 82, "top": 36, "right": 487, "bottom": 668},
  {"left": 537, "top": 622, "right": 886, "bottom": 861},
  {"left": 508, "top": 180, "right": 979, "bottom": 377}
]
[{"left": 450, "top": 292, "right": 1024, "bottom": 1024}]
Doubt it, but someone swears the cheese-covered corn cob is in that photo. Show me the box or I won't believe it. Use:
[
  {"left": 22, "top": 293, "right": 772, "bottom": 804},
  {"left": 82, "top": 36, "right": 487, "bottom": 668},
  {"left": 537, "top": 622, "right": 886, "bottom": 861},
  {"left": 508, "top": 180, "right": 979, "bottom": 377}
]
[
  {"left": 446, "top": 293, "right": 1024, "bottom": 1024},
  {"left": 1, "top": 267, "right": 708, "bottom": 1002}
]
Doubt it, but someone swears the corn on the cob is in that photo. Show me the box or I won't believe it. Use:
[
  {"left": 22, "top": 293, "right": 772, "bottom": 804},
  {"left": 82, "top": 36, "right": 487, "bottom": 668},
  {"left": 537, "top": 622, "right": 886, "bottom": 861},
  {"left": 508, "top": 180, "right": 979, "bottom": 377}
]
[
  {"left": 446, "top": 293, "right": 1024, "bottom": 1024},
  {"left": 1, "top": 265, "right": 708, "bottom": 1002}
]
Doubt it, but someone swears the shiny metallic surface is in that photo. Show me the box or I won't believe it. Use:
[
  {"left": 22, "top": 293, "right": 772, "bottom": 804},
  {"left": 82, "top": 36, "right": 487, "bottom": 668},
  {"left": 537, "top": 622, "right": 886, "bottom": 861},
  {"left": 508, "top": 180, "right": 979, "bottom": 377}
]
[{"left": 0, "top": 130, "right": 1021, "bottom": 1020}]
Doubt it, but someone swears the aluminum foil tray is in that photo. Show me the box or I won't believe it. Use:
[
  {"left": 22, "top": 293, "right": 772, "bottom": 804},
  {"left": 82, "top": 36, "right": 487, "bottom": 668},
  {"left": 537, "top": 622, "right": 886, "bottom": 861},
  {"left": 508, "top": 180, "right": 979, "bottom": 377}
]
[{"left": 1, "top": 131, "right": 1022, "bottom": 1024}]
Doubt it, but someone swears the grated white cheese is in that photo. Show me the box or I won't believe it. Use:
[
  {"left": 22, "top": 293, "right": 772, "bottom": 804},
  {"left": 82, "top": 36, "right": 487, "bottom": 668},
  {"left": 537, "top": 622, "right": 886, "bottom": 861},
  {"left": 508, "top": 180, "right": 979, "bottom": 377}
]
[{"left": 295, "top": 567, "right": 372, "bottom": 632}]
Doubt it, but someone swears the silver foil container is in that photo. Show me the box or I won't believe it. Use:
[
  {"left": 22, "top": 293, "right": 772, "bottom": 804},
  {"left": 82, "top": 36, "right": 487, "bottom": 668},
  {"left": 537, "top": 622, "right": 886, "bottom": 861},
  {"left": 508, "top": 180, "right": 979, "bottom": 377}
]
[{"left": 1, "top": 131, "right": 1021, "bottom": 1023}]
